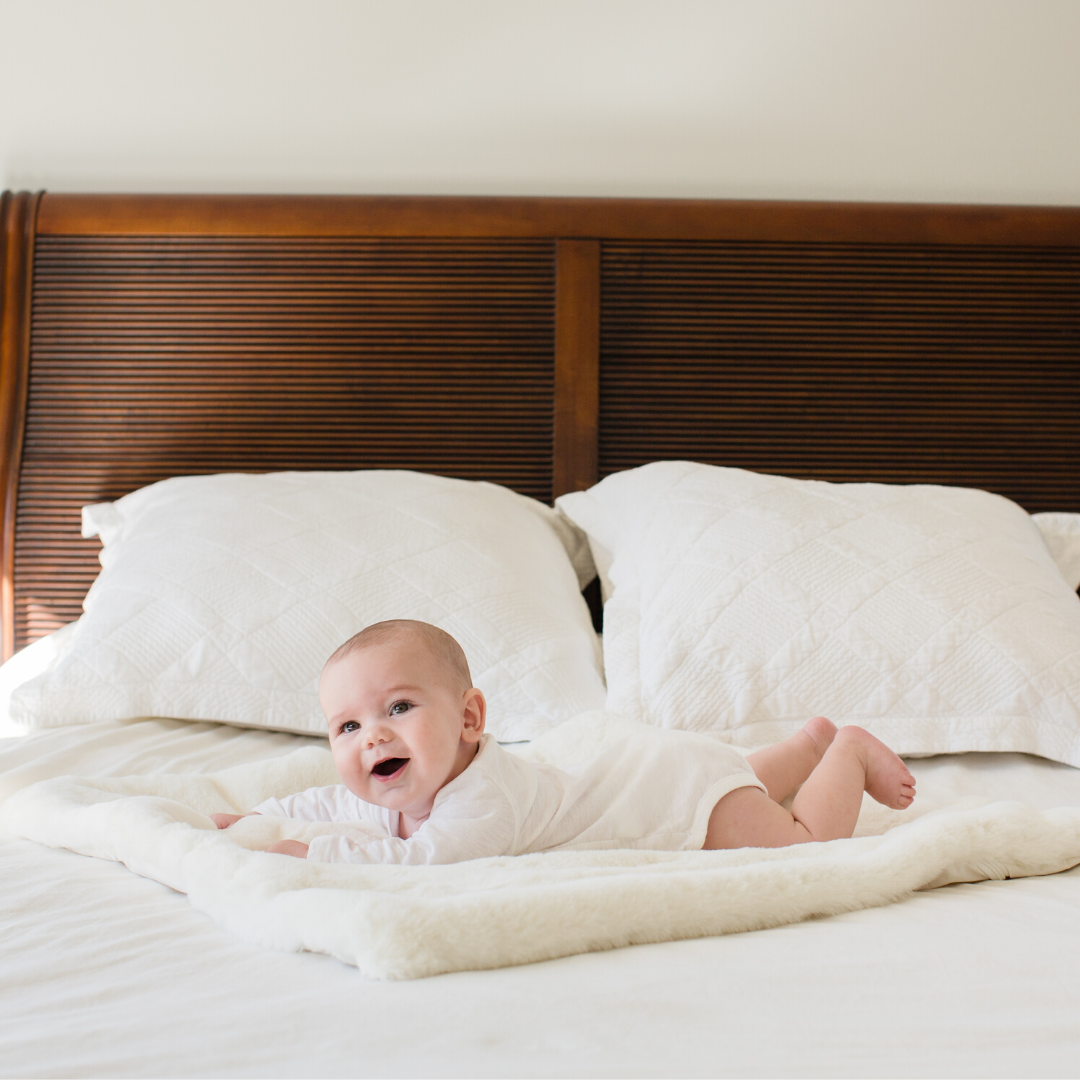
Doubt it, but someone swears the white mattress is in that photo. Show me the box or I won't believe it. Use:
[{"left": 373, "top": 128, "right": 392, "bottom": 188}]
[{"left": 3, "top": 719, "right": 1080, "bottom": 1078}]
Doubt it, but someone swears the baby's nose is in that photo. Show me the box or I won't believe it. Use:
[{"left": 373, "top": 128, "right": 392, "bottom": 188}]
[{"left": 364, "top": 724, "right": 392, "bottom": 748}]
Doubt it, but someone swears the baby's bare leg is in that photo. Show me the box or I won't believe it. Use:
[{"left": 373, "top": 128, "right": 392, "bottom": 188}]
[
  {"left": 790, "top": 726, "right": 915, "bottom": 837},
  {"left": 705, "top": 726, "right": 915, "bottom": 849},
  {"left": 746, "top": 716, "right": 837, "bottom": 804}
]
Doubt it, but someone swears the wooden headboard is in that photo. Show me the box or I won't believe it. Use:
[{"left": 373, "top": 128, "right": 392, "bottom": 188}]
[{"left": 2, "top": 191, "right": 1079, "bottom": 658}]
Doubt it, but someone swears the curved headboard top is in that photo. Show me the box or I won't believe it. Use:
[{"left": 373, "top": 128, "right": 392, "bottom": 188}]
[
  {"left": 2, "top": 191, "right": 1079, "bottom": 655},
  {"left": 30, "top": 192, "right": 1080, "bottom": 244}
]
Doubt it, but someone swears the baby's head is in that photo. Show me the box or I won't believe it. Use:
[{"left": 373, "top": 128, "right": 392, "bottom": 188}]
[{"left": 318, "top": 620, "right": 486, "bottom": 825}]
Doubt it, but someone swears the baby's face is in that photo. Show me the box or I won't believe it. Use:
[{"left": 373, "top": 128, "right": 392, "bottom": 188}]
[{"left": 319, "top": 639, "right": 484, "bottom": 825}]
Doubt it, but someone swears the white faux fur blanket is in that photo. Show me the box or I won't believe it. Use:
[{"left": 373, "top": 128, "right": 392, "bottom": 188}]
[{"left": 4, "top": 713, "right": 1080, "bottom": 980}]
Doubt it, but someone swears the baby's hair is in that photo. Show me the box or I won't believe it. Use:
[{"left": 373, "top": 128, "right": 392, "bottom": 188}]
[{"left": 325, "top": 619, "right": 472, "bottom": 693}]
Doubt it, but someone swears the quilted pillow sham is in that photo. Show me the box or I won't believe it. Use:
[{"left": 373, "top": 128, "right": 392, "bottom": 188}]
[
  {"left": 557, "top": 461, "right": 1080, "bottom": 766},
  {"left": 1032, "top": 513, "right": 1080, "bottom": 591},
  {"left": 12, "top": 471, "right": 605, "bottom": 741}
]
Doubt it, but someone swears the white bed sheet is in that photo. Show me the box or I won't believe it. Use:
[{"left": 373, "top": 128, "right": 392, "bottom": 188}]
[{"left": 3, "top": 719, "right": 1080, "bottom": 1078}]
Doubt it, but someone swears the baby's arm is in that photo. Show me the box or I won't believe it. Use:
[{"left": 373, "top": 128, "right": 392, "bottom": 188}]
[
  {"left": 252, "top": 785, "right": 357, "bottom": 822},
  {"left": 210, "top": 786, "right": 353, "bottom": 835},
  {"left": 308, "top": 790, "right": 515, "bottom": 866},
  {"left": 208, "top": 813, "right": 307, "bottom": 856},
  {"left": 240, "top": 785, "right": 361, "bottom": 858}
]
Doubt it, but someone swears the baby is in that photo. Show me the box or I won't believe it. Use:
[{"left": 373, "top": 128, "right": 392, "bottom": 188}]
[{"left": 211, "top": 620, "right": 915, "bottom": 862}]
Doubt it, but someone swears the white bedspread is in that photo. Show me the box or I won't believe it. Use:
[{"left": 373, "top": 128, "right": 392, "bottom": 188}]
[{"left": 4, "top": 718, "right": 1080, "bottom": 1075}]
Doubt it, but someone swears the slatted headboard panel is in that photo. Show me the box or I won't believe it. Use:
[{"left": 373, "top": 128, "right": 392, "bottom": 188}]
[
  {"left": 600, "top": 239, "right": 1080, "bottom": 508},
  {"left": 19, "top": 235, "right": 555, "bottom": 644},
  {"left": 2, "top": 193, "right": 1079, "bottom": 657}
]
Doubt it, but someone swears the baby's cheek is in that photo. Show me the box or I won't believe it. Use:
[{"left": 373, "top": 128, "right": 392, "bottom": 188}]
[
  {"left": 336, "top": 756, "right": 369, "bottom": 797},
  {"left": 330, "top": 747, "right": 355, "bottom": 781}
]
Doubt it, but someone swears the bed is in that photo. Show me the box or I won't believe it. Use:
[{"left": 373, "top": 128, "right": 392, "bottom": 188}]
[{"left": 2, "top": 189, "right": 1080, "bottom": 1077}]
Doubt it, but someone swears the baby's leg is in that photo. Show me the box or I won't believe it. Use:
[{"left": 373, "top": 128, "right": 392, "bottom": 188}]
[
  {"left": 746, "top": 716, "right": 837, "bottom": 804},
  {"left": 705, "top": 726, "right": 915, "bottom": 849}
]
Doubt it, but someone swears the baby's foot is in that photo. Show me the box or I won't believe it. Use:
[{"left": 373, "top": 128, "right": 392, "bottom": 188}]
[
  {"left": 841, "top": 726, "right": 916, "bottom": 810},
  {"left": 801, "top": 716, "right": 838, "bottom": 763}
]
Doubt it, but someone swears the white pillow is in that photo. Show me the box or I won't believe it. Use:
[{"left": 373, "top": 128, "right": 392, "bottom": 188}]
[
  {"left": 0, "top": 623, "right": 78, "bottom": 738},
  {"left": 12, "top": 471, "right": 605, "bottom": 741},
  {"left": 557, "top": 461, "right": 1080, "bottom": 765},
  {"left": 1033, "top": 513, "right": 1080, "bottom": 591}
]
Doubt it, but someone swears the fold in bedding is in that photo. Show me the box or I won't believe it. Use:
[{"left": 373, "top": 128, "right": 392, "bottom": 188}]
[{"left": 4, "top": 713, "right": 1080, "bottom": 980}]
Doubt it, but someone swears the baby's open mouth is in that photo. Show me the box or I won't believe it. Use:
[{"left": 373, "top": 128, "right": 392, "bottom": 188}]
[{"left": 371, "top": 757, "right": 409, "bottom": 779}]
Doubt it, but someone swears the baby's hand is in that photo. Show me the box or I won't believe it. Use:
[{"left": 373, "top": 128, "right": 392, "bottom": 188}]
[
  {"left": 266, "top": 839, "right": 309, "bottom": 859},
  {"left": 210, "top": 812, "right": 247, "bottom": 829}
]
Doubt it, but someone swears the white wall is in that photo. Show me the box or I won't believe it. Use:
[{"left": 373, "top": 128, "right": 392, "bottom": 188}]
[{"left": 1, "top": 0, "right": 1077, "bottom": 204}]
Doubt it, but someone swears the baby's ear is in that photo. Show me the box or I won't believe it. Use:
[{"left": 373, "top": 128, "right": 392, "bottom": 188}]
[{"left": 461, "top": 687, "right": 486, "bottom": 742}]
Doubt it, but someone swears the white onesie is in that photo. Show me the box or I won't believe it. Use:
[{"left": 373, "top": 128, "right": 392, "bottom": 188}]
[{"left": 252, "top": 727, "right": 766, "bottom": 865}]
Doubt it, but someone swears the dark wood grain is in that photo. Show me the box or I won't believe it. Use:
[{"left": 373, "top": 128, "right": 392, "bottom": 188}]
[
  {"left": 599, "top": 239, "right": 1080, "bottom": 512},
  {"left": 37, "top": 194, "right": 1080, "bottom": 246},
  {"left": 15, "top": 235, "right": 554, "bottom": 648},
  {"left": 0, "top": 192, "right": 40, "bottom": 659},
  {"left": 553, "top": 239, "right": 600, "bottom": 497}
]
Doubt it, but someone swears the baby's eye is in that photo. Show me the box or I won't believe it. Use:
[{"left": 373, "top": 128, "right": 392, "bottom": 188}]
[
  {"left": 340, "top": 720, "right": 360, "bottom": 734},
  {"left": 389, "top": 701, "right": 411, "bottom": 716}
]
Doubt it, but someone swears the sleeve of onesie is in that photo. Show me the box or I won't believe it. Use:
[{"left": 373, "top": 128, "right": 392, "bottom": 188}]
[
  {"left": 306, "top": 784, "right": 518, "bottom": 865},
  {"left": 250, "top": 785, "right": 365, "bottom": 822}
]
